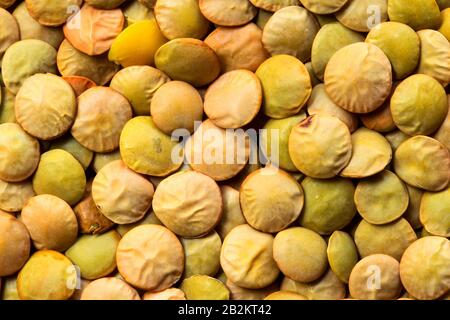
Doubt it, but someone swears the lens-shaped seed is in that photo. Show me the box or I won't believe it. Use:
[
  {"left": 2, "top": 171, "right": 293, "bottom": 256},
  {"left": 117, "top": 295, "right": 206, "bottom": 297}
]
[
  {"left": 273, "top": 227, "right": 328, "bottom": 283},
  {"left": 394, "top": 136, "right": 450, "bottom": 191},
  {"left": 71, "top": 87, "right": 132, "bottom": 153},
  {"left": 17, "top": 250, "right": 76, "bottom": 300},
  {"left": 116, "top": 224, "right": 184, "bottom": 291},
  {"left": 0, "top": 123, "right": 40, "bottom": 182},
  {"left": 354, "top": 218, "right": 417, "bottom": 261},
  {"left": 153, "top": 170, "right": 222, "bottom": 237},
  {"left": 65, "top": 230, "right": 121, "bottom": 280},
  {"left": 400, "top": 237, "right": 450, "bottom": 300},
  {"left": 420, "top": 187, "right": 450, "bottom": 237},
  {"left": 240, "top": 166, "right": 304, "bottom": 233},
  {"left": 92, "top": 160, "right": 154, "bottom": 225},
  {"left": 21, "top": 194, "right": 78, "bottom": 251},
  {"left": 299, "top": 176, "right": 356, "bottom": 235},
  {"left": 221, "top": 224, "right": 279, "bottom": 289},
  {"left": 151, "top": 81, "right": 204, "bottom": 134},
  {"left": 181, "top": 275, "right": 230, "bottom": 300},
  {"left": 0, "top": 179, "right": 35, "bottom": 212},
  {"left": 324, "top": 42, "right": 392, "bottom": 114},
  {"left": 120, "top": 116, "right": 183, "bottom": 176},
  {"left": 354, "top": 170, "right": 409, "bottom": 225},
  {"left": 349, "top": 254, "right": 402, "bottom": 300},
  {"left": 327, "top": 231, "right": 358, "bottom": 283},
  {"left": 0, "top": 212, "right": 30, "bottom": 277},
  {"left": 262, "top": 6, "right": 319, "bottom": 63},
  {"left": 199, "top": 0, "right": 257, "bottom": 26},
  {"left": 289, "top": 115, "right": 352, "bottom": 179},
  {"left": 205, "top": 23, "right": 269, "bottom": 73},
  {"left": 32, "top": 149, "right": 86, "bottom": 206}
]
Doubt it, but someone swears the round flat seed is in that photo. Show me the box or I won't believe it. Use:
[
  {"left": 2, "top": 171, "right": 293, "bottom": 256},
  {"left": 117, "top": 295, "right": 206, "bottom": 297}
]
[
  {"left": 181, "top": 275, "right": 230, "bottom": 300},
  {"left": 327, "top": 231, "right": 358, "bottom": 283},
  {"left": 0, "top": 179, "right": 35, "bottom": 212},
  {"left": 359, "top": 97, "right": 396, "bottom": 133},
  {"left": 273, "top": 227, "right": 328, "bottom": 283},
  {"left": 324, "top": 42, "right": 392, "bottom": 114},
  {"left": 2, "top": 39, "right": 57, "bottom": 94},
  {"left": 25, "top": 0, "right": 82, "bottom": 26},
  {"left": 120, "top": 116, "right": 183, "bottom": 177},
  {"left": 92, "top": 160, "right": 154, "bottom": 225},
  {"left": 336, "top": 0, "right": 388, "bottom": 32},
  {"left": 63, "top": 4, "right": 124, "bottom": 56},
  {"left": 155, "top": 38, "right": 220, "bottom": 87},
  {"left": 65, "top": 230, "right": 121, "bottom": 280},
  {"left": 32, "top": 149, "right": 86, "bottom": 206},
  {"left": 341, "top": 128, "right": 392, "bottom": 178},
  {"left": 204, "top": 23, "right": 269, "bottom": 73},
  {"left": 57, "top": 39, "right": 119, "bottom": 86},
  {"left": 420, "top": 187, "right": 450, "bottom": 237},
  {"left": 185, "top": 120, "right": 250, "bottom": 181},
  {"left": 108, "top": 19, "right": 167, "bottom": 67},
  {"left": 400, "top": 237, "right": 450, "bottom": 300},
  {"left": 390, "top": 74, "right": 447, "bottom": 136},
  {"left": 354, "top": 218, "right": 417, "bottom": 261},
  {"left": 0, "top": 212, "right": 30, "bottom": 277},
  {"left": 403, "top": 184, "right": 424, "bottom": 230},
  {"left": 15, "top": 73, "right": 76, "bottom": 140},
  {"left": 299, "top": 176, "right": 356, "bottom": 235},
  {"left": 288, "top": 115, "right": 352, "bottom": 179},
  {"left": 18, "top": 250, "right": 77, "bottom": 300},
  {"left": 21, "top": 194, "right": 78, "bottom": 252},
  {"left": 355, "top": 170, "right": 409, "bottom": 225},
  {"left": 153, "top": 170, "right": 222, "bottom": 238},
  {"left": 199, "top": 0, "right": 257, "bottom": 26},
  {"left": 204, "top": 70, "right": 261, "bottom": 129},
  {"left": 394, "top": 136, "right": 450, "bottom": 191},
  {"left": 116, "top": 224, "right": 184, "bottom": 291},
  {"left": 240, "top": 166, "right": 304, "bottom": 233},
  {"left": 0, "top": 123, "right": 40, "bottom": 182},
  {"left": 151, "top": 81, "right": 204, "bottom": 134},
  {"left": 181, "top": 231, "right": 222, "bottom": 278},
  {"left": 256, "top": 55, "right": 311, "bottom": 119},
  {"left": 387, "top": 0, "right": 442, "bottom": 30},
  {"left": 349, "top": 254, "right": 402, "bottom": 300},
  {"left": 71, "top": 87, "right": 132, "bottom": 153},
  {"left": 92, "top": 150, "right": 121, "bottom": 173},
  {"left": 155, "top": 0, "right": 210, "bottom": 40},
  {"left": 220, "top": 224, "right": 279, "bottom": 289},
  {"left": 262, "top": 6, "right": 319, "bottom": 63}
]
